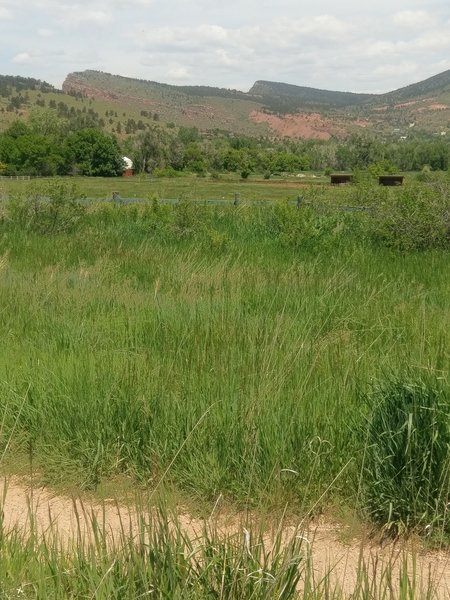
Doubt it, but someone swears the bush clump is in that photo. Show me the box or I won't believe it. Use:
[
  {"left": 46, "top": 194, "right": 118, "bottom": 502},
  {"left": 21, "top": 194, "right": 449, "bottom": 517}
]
[
  {"left": 368, "top": 182, "right": 450, "bottom": 251},
  {"left": 361, "top": 375, "right": 450, "bottom": 536},
  {"left": 7, "top": 179, "right": 86, "bottom": 234},
  {"left": 264, "top": 202, "right": 352, "bottom": 249}
]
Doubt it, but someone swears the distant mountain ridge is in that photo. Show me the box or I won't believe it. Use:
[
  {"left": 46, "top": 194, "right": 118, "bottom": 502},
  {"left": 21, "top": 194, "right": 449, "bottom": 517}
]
[
  {"left": 2, "top": 68, "right": 450, "bottom": 140},
  {"left": 62, "top": 70, "right": 252, "bottom": 102},
  {"left": 64, "top": 68, "right": 450, "bottom": 111},
  {"left": 59, "top": 69, "right": 450, "bottom": 139},
  {"left": 374, "top": 69, "right": 450, "bottom": 103}
]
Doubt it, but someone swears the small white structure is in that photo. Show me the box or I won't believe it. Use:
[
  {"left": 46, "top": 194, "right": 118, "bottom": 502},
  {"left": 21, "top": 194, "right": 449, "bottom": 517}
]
[{"left": 122, "top": 156, "right": 133, "bottom": 176}]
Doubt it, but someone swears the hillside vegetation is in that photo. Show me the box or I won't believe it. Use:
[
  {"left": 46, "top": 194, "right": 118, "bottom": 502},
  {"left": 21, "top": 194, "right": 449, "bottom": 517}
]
[
  {"left": 249, "top": 80, "right": 373, "bottom": 109},
  {"left": 61, "top": 69, "right": 450, "bottom": 137},
  {"left": 62, "top": 70, "right": 268, "bottom": 136},
  {"left": 2, "top": 69, "right": 450, "bottom": 141}
]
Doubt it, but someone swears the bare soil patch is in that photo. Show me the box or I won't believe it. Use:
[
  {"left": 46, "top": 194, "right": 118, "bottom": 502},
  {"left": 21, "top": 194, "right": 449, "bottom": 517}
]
[
  {"left": 2, "top": 476, "right": 450, "bottom": 596},
  {"left": 249, "top": 110, "right": 346, "bottom": 140},
  {"left": 418, "top": 103, "right": 449, "bottom": 112}
]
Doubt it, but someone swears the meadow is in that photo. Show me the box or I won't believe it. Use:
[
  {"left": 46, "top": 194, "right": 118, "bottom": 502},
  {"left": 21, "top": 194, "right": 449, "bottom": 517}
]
[
  {"left": 0, "top": 175, "right": 449, "bottom": 597},
  {"left": 0, "top": 172, "right": 328, "bottom": 201}
]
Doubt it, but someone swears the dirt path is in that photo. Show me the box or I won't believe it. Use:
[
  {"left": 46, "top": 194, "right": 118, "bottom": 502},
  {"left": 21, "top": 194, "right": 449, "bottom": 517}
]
[{"left": 2, "top": 476, "right": 450, "bottom": 597}]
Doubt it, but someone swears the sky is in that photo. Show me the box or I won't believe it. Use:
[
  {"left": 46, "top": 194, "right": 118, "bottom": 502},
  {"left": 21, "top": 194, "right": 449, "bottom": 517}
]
[{"left": 1, "top": 0, "right": 450, "bottom": 94}]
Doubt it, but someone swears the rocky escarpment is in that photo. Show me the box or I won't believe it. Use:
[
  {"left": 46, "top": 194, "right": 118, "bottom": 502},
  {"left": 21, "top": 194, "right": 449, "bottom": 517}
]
[{"left": 62, "top": 72, "right": 120, "bottom": 101}]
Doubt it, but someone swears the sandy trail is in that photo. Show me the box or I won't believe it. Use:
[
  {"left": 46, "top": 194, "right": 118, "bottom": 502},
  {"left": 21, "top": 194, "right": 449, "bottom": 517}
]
[{"left": 2, "top": 476, "right": 450, "bottom": 597}]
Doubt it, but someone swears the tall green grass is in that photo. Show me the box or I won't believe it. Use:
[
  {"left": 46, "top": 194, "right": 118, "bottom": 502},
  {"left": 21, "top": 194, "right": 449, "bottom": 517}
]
[
  {"left": 0, "top": 498, "right": 305, "bottom": 599},
  {"left": 361, "top": 375, "right": 450, "bottom": 537},
  {"left": 0, "top": 181, "right": 449, "bottom": 531}
]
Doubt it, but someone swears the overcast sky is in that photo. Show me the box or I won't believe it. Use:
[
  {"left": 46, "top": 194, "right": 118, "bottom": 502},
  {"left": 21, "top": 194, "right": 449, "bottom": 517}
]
[{"left": 1, "top": 0, "right": 449, "bottom": 93}]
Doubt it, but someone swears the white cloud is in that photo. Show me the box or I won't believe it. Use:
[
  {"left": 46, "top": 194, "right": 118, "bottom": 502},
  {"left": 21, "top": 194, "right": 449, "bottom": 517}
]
[
  {"left": 52, "top": 6, "right": 113, "bottom": 27},
  {"left": 365, "top": 40, "right": 407, "bottom": 58},
  {"left": 167, "top": 65, "right": 190, "bottom": 79},
  {"left": 37, "top": 28, "right": 54, "bottom": 37},
  {"left": 136, "top": 24, "right": 231, "bottom": 53},
  {"left": 283, "top": 14, "right": 351, "bottom": 37},
  {"left": 215, "top": 49, "right": 239, "bottom": 67},
  {"left": 373, "top": 62, "right": 418, "bottom": 78},
  {"left": 32, "top": 0, "right": 151, "bottom": 9},
  {"left": 414, "top": 31, "right": 450, "bottom": 51},
  {"left": 12, "top": 52, "right": 34, "bottom": 64},
  {"left": 1, "top": 1, "right": 450, "bottom": 93},
  {"left": 393, "top": 10, "right": 435, "bottom": 28}
]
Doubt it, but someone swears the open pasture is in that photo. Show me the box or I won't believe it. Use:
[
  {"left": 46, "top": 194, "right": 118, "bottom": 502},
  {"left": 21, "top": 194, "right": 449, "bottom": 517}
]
[
  {"left": 0, "top": 176, "right": 448, "bottom": 529},
  {"left": 0, "top": 172, "right": 329, "bottom": 202},
  {"left": 0, "top": 175, "right": 449, "bottom": 597}
]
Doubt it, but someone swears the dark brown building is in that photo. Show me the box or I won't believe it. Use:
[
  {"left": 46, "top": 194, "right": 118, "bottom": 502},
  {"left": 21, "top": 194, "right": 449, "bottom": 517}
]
[
  {"left": 378, "top": 175, "right": 404, "bottom": 186},
  {"left": 330, "top": 174, "right": 353, "bottom": 185}
]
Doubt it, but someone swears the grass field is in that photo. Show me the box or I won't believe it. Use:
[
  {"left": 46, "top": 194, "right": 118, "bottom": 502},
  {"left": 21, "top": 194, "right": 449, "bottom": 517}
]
[
  {"left": 0, "top": 173, "right": 330, "bottom": 201},
  {"left": 0, "top": 175, "right": 449, "bottom": 596}
]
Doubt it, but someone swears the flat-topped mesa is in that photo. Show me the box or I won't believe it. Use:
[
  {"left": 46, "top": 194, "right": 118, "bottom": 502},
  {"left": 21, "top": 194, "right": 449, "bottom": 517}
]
[
  {"left": 249, "top": 80, "right": 373, "bottom": 108},
  {"left": 249, "top": 69, "right": 450, "bottom": 109}
]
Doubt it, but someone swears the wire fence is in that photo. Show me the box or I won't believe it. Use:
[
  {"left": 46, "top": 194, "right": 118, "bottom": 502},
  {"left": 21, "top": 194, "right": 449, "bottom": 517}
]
[
  {"left": 0, "top": 188, "right": 373, "bottom": 213},
  {"left": 104, "top": 196, "right": 373, "bottom": 212}
]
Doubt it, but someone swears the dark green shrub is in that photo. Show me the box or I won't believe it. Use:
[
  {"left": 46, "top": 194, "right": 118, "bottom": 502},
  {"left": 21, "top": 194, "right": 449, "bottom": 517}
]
[
  {"left": 352, "top": 169, "right": 375, "bottom": 185},
  {"left": 361, "top": 375, "right": 450, "bottom": 535},
  {"left": 367, "top": 159, "right": 397, "bottom": 177},
  {"left": 152, "top": 166, "right": 180, "bottom": 178}
]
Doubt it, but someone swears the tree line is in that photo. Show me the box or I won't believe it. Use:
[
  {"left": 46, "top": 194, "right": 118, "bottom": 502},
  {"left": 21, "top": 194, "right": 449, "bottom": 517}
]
[{"left": 0, "top": 108, "right": 449, "bottom": 178}]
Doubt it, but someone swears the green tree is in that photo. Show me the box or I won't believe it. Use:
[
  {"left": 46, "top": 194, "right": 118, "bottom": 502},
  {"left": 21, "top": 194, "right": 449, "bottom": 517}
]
[
  {"left": 65, "top": 129, "right": 123, "bottom": 176},
  {"left": 183, "top": 142, "right": 207, "bottom": 173},
  {"left": 15, "top": 134, "right": 62, "bottom": 175},
  {"left": 28, "top": 107, "right": 67, "bottom": 138},
  {"left": 125, "top": 128, "right": 169, "bottom": 173},
  {"left": 178, "top": 126, "right": 200, "bottom": 144},
  {"left": 0, "top": 130, "right": 62, "bottom": 176},
  {"left": 5, "top": 120, "right": 30, "bottom": 139},
  {"left": 337, "top": 135, "right": 383, "bottom": 170}
]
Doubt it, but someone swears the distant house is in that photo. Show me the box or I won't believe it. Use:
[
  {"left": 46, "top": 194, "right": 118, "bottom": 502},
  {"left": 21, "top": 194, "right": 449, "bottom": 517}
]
[{"left": 122, "top": 156, "right": 133, "bottom": 177}]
